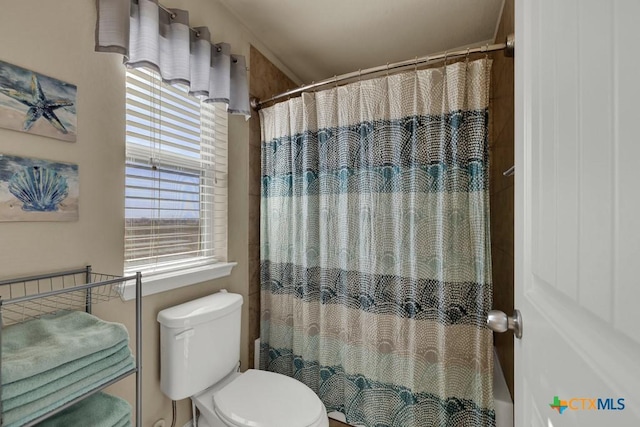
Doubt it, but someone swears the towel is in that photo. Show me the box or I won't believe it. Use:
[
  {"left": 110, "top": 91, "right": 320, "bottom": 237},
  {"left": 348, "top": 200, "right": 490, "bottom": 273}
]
[
  {"left": 35, "top": 392, "right": 131, "bottom": 427},
  {"left": 3, "top": 355, "right": 135, "bottom": 427},
  {"left": 114, "top": 415, "right": 133, "bottom": 427},
  {"left": 3, "top": 344, "right": 132, "bottom": 410},
  {"left": 112, "top": 412, "right": 133, "bottom": 427},
  {"left": 2, "top": 339, "right": 129, "bottom": 401},
  {"left": 2, "top": 310, "right": 130, "bottom": 384}
]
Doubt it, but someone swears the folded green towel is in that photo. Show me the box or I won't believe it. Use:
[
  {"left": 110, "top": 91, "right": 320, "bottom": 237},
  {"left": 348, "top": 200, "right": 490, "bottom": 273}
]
[
  {"left": 3, "top": 344, "right": 132, "bottom": 410},
  {"left": 2, "top": 310, "right": 130, "bottom": 384},
  {"left": 113, "top": 412, "right": 133, "bottom": 427},
  {"left": 2, "top": 339, "right": 129, "bottom": 401},
  {"left": 34, "top": 392, "right": 131, "bottom": 427},
  {"left": 113, "top": 417, "right": 133, "bottom": 427},
  {"left": 4, "top": 356, "right": 135, "bottom": 427}
]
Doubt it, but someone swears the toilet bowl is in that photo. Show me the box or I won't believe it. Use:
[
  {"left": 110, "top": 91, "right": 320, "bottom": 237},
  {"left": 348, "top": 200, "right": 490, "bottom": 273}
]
[
  {"left": 157, "top": 291, "right": 329, "bottom": 427},
  {"left": 192, "top": 369, "right": 328, "bottom": 427}
]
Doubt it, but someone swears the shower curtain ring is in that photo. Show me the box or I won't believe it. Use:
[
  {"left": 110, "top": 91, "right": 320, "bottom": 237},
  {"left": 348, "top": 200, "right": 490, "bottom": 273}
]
[
  {"left": 386, "top": 62, "right": 390, "bottom": 77},
  {"left": 465, "top": 47, "right": 470, "bottom": 62},
  {"left": 414, "top": 56, "right": 418, "bottom": 72}
]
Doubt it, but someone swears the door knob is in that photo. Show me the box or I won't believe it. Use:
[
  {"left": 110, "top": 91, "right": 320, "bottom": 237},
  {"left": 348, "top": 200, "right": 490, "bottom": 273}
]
[{"left": 487, "top": 309, "right": 522, "bottom": 339}]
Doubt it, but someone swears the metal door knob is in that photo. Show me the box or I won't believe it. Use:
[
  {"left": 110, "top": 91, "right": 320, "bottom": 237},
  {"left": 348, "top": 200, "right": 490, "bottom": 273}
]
[{"left": 487, "top": 309, "right": 522, "bottom": 339}]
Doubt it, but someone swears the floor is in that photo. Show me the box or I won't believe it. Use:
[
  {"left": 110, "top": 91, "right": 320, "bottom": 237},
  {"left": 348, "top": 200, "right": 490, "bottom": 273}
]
[{"left": 329, "top": 419, "right": 350, "bottom": 427}]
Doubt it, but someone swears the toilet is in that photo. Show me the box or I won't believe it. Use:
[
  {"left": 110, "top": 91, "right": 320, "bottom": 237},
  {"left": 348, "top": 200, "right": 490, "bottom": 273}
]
[{"left": 157, "top": 290, "right": 329, "bottom": 427}]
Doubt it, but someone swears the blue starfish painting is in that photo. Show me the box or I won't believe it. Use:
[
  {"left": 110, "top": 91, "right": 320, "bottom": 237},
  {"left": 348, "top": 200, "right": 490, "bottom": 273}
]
[
  {"left": 0, "top": 60, "right": 77, "bottom": 142},
  {"left": 0, "top": 73, "right": 73, "bottom": 133}
]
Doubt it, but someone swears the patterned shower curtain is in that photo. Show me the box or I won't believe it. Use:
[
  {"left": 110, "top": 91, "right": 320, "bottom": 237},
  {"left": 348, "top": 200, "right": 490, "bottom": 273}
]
[{"left": 259, "top": 58, "right": 494, "bottom": 427}]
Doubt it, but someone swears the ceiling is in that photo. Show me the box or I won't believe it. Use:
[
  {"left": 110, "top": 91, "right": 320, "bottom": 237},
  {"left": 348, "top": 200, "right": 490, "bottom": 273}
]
[{"left": 218, "top": 0, "right": 505, "bottom": 84}]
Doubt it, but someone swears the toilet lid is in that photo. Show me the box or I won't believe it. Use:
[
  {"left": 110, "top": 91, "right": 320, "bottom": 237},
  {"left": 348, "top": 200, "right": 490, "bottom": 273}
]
[{"left": 213, "top": 369, "right": 325, "bottom": 427}]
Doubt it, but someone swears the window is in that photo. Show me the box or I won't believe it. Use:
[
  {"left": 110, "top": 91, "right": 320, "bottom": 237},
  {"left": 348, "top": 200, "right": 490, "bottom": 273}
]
[{"left": 124, "top": 68, "right": 228, "bottom": 278}]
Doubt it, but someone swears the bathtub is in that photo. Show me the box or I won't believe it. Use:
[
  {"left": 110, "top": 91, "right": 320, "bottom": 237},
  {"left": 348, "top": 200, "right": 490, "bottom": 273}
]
[
  {"left": 254, "top": 339, "right": 514, "bottom": 427},
  {"left": 493, "top": 348, "right": 514, "bottom": 427}
]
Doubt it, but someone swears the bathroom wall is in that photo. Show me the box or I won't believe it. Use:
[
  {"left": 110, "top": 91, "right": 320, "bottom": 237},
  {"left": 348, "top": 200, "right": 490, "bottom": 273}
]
[
  {"left": 489, "top": 0, "right": 515, "bottom": 400},
  {"left": 247, "top": 46, "right": 297, "bottom": 368},
  {"left": 0, "top": 1, "right": 295, "bottom": 426}
]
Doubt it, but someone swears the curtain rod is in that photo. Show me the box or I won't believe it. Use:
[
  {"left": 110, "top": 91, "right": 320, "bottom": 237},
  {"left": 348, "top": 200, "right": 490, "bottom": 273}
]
[
  {"left": 157, "top": 2, "right": 202, "bottom": 37},
  {"left": 251, "top": 33, "right": 514, "bottom": 110},
  {"left": 158, "top": 2, "right": 245, "bottom": 63}
]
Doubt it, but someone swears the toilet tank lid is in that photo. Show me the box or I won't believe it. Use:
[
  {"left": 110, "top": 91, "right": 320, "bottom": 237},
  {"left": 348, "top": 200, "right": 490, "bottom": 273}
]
[{"left": 157, "top": 291, "right": 243, "bottom": 328}]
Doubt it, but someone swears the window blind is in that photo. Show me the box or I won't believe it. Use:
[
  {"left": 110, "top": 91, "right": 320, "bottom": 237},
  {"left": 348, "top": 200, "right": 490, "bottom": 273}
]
[{"left": 124, "top": 68, "right": 228, "bottom": 275}]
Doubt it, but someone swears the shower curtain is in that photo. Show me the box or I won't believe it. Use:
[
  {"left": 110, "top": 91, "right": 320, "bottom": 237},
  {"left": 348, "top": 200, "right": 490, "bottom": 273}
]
[{"left": 259, "top": 58, "right": 494, "bottom": 427}]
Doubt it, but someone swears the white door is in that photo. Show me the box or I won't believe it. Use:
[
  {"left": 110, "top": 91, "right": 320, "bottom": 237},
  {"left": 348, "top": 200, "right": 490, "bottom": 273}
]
[{"left": 515, "top": 0, "right": 640, "bottom": 426}]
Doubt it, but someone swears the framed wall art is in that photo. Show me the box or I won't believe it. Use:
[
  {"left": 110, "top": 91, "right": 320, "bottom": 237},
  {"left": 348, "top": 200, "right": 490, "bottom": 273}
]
[
  {"left": 0, "top": 60, "right": 77, "bottom": 142},
  {"left": 0, "top": 154, "right": 79, "bottom": 222}
]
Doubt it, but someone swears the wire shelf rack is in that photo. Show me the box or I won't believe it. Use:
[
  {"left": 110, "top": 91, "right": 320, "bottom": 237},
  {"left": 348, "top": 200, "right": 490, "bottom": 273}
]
[
  {"left": 0, "top": 267, "right": 133, "bottom": 325},
  {"left": 0, "top": 265, "right": 142, "bottom": 426}
]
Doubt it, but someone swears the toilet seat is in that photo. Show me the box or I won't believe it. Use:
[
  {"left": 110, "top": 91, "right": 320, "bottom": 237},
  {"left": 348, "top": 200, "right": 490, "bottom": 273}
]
[{"left": 212, "top": 369, "right": 326, "bottom": 427}]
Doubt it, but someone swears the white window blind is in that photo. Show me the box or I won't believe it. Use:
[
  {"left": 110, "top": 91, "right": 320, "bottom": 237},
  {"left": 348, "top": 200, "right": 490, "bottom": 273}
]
[{"left": 125, "top": 68, "right": 228, "bottom": 276}]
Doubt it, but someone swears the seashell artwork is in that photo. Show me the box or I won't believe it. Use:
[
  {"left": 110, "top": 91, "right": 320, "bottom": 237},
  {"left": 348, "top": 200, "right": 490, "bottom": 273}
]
[
  {"left": 8, "top": 166, "right": 69, "bottom": 211},
  {"left": 0, "top": 154, "right": 78, "bottom": 221}
]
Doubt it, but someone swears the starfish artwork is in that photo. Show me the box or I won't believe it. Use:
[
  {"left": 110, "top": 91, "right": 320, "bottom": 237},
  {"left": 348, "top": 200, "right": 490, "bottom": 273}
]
[
  {"left": 0, "top": 60, "right": 77, "bottom": 142},
  {"left": 0, "top": 73, "right": 73, "bottom": 134}
]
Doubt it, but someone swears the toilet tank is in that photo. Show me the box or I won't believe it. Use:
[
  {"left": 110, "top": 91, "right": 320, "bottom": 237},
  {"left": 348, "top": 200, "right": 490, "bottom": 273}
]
[{"left": 157, "top": 290, "right": 243, "bottom": 400}]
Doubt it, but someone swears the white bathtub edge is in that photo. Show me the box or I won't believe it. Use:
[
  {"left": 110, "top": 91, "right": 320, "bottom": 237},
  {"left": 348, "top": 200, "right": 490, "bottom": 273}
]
[{"left": 493, "top": 348, "right": 514, "bottom": 427}]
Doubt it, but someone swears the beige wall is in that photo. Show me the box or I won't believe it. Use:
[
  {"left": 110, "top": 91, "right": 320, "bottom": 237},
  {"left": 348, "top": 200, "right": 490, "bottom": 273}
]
[
  {"left": 0, "top": 1, "right": 280, "bottom": 425},
  {"left": 489, "top": 0, "right": 515, "bottom": 401}
]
